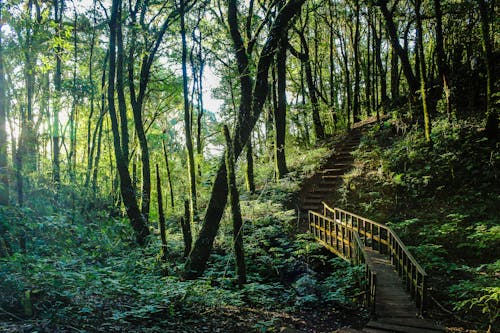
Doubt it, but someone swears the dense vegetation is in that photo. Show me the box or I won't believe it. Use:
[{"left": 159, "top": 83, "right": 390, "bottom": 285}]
[{"left": 0, "top": 0, "right": 498, "bottom": 331}]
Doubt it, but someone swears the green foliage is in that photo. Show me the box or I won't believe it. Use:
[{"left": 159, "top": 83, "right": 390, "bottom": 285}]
[{"left": 337, "top": 117, "right": 500, "bottom": 329}]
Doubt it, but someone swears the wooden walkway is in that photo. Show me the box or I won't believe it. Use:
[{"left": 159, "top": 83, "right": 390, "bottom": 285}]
[{"left": 299, "top": 126, "right": 444, "bottom": 332}]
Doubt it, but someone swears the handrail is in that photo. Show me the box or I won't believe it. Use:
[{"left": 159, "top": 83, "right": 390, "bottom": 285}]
[{"left": 309, "top": 203, "right": 427, "bottom": 315}]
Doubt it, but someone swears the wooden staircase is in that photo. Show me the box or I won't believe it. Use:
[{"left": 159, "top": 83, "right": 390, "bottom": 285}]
[
  {"left": 298, "top": 128, "right": 363, "bottom": 216},
  {"left": 299, "top": 125, "right": 444, "bottom": 333}
]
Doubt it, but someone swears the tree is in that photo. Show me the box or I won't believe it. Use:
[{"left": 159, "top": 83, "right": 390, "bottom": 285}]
[
  {"left": 274, "top": 11, "right": 289, "bottom": 179},
  {"left": 224, "top": 125, "right": 246, "bottom": 285},
  {"left": 179, "top": 0, "right": 197, "bottom": 223},
  {"left": 183, "top": 0, "right": 306, "bottom": 279},
  {"left": 107, "top": 0, "right": 149, "bottom": 245},
  {"left": 478, "top": 0, "right": 499, "bottom": 139},
  {"left": 0, "top": 4, "right": 8, "bottom": 206}
]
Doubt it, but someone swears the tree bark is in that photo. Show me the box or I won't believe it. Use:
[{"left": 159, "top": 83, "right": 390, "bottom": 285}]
[
  {"left": 156, "top": 164, "right": 168, "bottom": 263},
  {"left": 162, "top": 136, "right": 175, "bottom": 210},
  {"left": 415, "top": 0, "right": 431, "bottom": 143},
  {"left": 245, "top": 137, "right": 255, "bottom": 194},
  {"left": 352, "top": 0, "right": 361, "bottom": 122},
  {"left": 52, "top": 0, "right": 63, "bottom": 184},
  {"left": 224, "top": 125, "right": 246, "bottom": 285},
  {"left": 180, "top": 0, "right": 197, "bottom": 223},
  {"left": 274, "top": 27, "right": 289, "bottom": 179},
  {"left": 478, "top": 0, "right": 498, "bottom": 139}
]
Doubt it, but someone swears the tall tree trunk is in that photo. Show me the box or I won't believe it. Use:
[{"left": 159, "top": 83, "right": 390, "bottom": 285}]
[
  {"left": 245, "top": 136, "right": 255, "bottom": 194},
  {"left": 433, "top": 0, "right": 451, "bottom": 122},
  {"left": 183, "top": 0, "right": 305, "bottom": 279},
  {"left": 274, "top": 28, "right": 288, "bottom": 179},
  {"left": 416, "top": 0, "right": 431, "bottom": 143},
  {"left": 224, "top": 125, "right": 246, "bottom": 285},
  {"left": 69, "top": 5, "right": 78, "bottom": 182},
  {"left": 352, "top": 0, "right": 361, "bottom": 122},
  {"left": 85, "top": 3, "right": 98, "bottom": 189},
  {"left": 181, "top": 200, "right": 192, "bottom": 257},
  {"left": 162, "top": 136, "right": 175, "bottom": 210},
  {"left": 0, "top": 13, "right": 8, "bottom": 205},
  {"left": 390, "top": 45, "right": 399, "bottom": 100},
  {"left": 91, "top": 54, "right": 109, "bottom": 193},
  {"left": 107, "top": 0, "right": 149, "bottom": 245},
  {"left": 290, "top": 31, "right": 325, "bottom": 140},
  {"left": 52, "top": 0, "right": 63, "bottom": 184},
  {"left": 478, "top": 0, "right": 498, "bottom": 139},
  {"left": 180, "top": 0, "right": 197, "bottom": 223},
  {"left": 377, "top": 1, "right": 419, "bottom": 95},
  {"left": 156, "top": 164, "right": 168, "bottom": 263}
]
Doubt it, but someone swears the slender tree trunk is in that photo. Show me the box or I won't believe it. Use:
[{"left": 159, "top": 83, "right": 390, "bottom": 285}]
[
  {"left": 91, "top": 54, "right": 109, "bottom": 193},
  {"left": 85, "top": 5, "right": 98, "bottom": 189},
  {"left": 52, "top": 0, "right": 63, "bottom": 184},
  {"left": 180, "top": 0, "right": 197, "bottom": 223},
  {"left": 352, "top": 0, "right": 361, "bottom": 122},
  {"left": 107, "top": 0, "right": 149, "bottom": 245},
  {"left": 245, "top": 136, "right": 255, "bottom": 194},
  {"left": 156, "top": 164, "right": 168, "bottom": 263},
  {"left": 274, "top": 29, "right": 288, "bottom": 179},
  {"left": 0, "top": 14, "right": 8, "bottom": 205},
  {"left": 290, "top": 32, "right": 325, "bottom": 140},
  {"left": 433, "top": 0, "right": 451, "bottom": 121},
  {"left": 478, "top": 0, "right": 498, "bottom": 139},
  {"left": 416, "top": 0, "right": 431, "bottom": 143},
  {"left": 224, "top": 125, "right": 246, "bottom": 285},
  {"left": 69, "top": 6, "right": 78, "bottom": 182},
  {"left": 378, "top": 1, "right": 419, "bottom": 95},
  {"left": 162, "top": 136, "right": 175, "bottom": 210},
  {"left": 181, "top": 200, "right": 192, "bottom": 257}
]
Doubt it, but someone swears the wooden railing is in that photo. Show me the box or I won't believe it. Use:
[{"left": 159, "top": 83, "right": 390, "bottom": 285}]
[
  {"left": 309, "top": 203, "right": 427, "bottom": 315},
  {"left": 309, "top": 209, "right": 377, "bottom": 313}
]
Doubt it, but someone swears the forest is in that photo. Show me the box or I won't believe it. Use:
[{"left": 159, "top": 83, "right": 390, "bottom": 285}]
[{"left": 0, "top": 0, "right": 498, "bottom": 332}]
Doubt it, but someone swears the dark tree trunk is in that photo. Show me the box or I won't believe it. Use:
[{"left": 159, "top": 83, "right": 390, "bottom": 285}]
[
  {"left": 52, "top": 0, "right": 63, "bottom": 184},
  {"left": 377, "top": 1, "right": 419, "bottom": 95},
  {"left": 107, "top": 0, "right": 149, "bottom": 245},
  {"left": 162, "top": 136, "right": 175, "bottom": 210},
  {"left": 0, "top": 16, "right": 8, "bottom": 205},
  {"left": 245, "top": 136, "right": 255, "bottom": 194},
  {"left": 180, "top": 0, "right": 197, "bottom": 222},
  {"left": 181, "top": 200, "right": 192, "bottom": 257},
  {"left": 352, "top": 0, "right": 361, "bottom": 122},
  {"left": 289, "top": 31, "right": 325, "bottom": 140},
  {"left": 478, "top": 0, "right": 498, "bottom": 139},
  {"left": 224, "top": 125, "right": 246, "bottom": 285},
  {"left": 433, "top": 0, "right": 451, "bottom": 121},
  {"left": 390, "top": 45, "right": 399, "bottom": 100},
  {"left": 416, "top": 0, "right": 431, "bottom": 143},
  {"left": 156, "top": 164, "right": 168, "bottom": 263},
  {"left": 182, "top": 0, "right": 305, "bottom": 279},
  {"left": 274, "top": 28, "right": 288, "bottom": 179}
]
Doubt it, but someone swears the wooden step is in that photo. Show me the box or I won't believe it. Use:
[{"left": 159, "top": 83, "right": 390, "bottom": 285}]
[
  {"left": 322, "top": 168, "right": 344, "bottom": 174},
  {"left": 304, "top": 192, "right": 326, "bottom": 198},
  {"left": 300, "top": 204, "right": 322, "bottom": 211},
  {"left": 374, "top": 317, "right": 444, "bottom": 331},
  {"left": 322, "top": 175, "right": 340, "bottom": 180},
  {"left": 365, "top": 320, "right": 444, "bottom": 333}
]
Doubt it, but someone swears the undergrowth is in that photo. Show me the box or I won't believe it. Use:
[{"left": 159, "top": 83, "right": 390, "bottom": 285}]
[
  {"left": 339, "top": 117, "right": 499, "bottom": 331},
  {"left": 0, "top": 142, "right": 366, "bottom": 332}
]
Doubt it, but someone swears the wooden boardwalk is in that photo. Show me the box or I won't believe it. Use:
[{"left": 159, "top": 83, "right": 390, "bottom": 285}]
[{"left": 299, "top": 125, "right": 444, "bottom": 332}]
